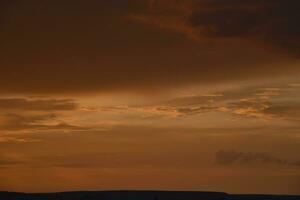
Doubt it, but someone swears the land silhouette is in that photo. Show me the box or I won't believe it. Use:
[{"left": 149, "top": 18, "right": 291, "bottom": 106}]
[{"left": 0, "top": 191, "right": 299, "bottom": 200}]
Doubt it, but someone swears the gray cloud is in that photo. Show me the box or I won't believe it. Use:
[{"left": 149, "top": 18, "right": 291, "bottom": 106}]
[{"left": 215, "top": 150, "right": 300, "bottom": 167}]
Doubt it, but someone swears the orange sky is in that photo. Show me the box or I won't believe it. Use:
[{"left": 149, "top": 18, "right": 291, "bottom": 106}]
[{"left": 0, "top": 0, "right": 299, "bottom": 194}]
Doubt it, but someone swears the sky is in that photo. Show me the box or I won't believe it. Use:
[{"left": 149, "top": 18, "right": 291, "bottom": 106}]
[{"left": 0, "top": 0, "right": 300, "bottom": 194}]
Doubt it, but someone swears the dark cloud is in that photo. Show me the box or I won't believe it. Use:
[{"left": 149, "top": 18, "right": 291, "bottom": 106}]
[
  {"left": 215, "top": 150, "right": 300, "bottom": 167},
  {"left": 189, "top": 0, "right": 300, "bottom": 54},
  {"left": 0, "top": 113, "right": 85, "bottom": 131},
  {"left": 146, "top": 0, "right": 300, "bottom": 56},
  {"left": 264, "top": 104, "right": 300, "bottom": 121},
  {"left": 0, "top": 98, "right": 77, "bottom": 111},
  {"left": 0, "top": 0, "right": 299, "bottom": 94}
]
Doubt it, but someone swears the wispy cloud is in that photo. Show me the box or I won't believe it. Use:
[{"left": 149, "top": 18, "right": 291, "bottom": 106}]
[
  {"left": 0, "top": 98, "right": 77, "bottom": 111},
  {"left": 215, "top": 150, "right": 300, "bottom": 167}
]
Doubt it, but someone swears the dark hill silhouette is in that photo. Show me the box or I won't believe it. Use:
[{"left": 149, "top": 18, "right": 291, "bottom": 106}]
[{"left": 0, "top": 191, "right": 299, "bottom": 200}]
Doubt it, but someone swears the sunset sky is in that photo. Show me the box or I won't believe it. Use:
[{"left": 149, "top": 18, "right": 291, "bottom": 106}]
[{"left": 0, "top": 0, "right": 300, "bottom": 194}]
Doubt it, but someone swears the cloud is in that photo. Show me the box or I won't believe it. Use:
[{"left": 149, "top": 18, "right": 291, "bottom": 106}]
[
  {"left": 0, "top": 136, "right": 41, "bottom": 143},
  {"left": 156, "top": 84, "right": 300, "bottom": 121},
  {"left": 135, "top": 0, "right": 300, "bottom": 56},
  {"left": 90, "top": 83, "right": 300, "bottom": 122},
  {"left": 0, "top": 0, "right": 299, "bottom": 94},
  {"left": 97, "top": 104, "right": 218, "bottom": 119},
  {"left": 175, "top": 106, "right": 218, "bottom": 116},
  {"left": 215, "top": 150, "right": 300, "bottom": 167},
  {"left": 226, "top": 99, "right": 271, "bottom": 119},
  {"left": 0, "top": 113, "right": 87, "bottom": 132},
  {"left": 226, "top": 99, "right": 300, "bottom": 121},
  {"left": 263, "top": 104, "right": 300, "bottom": 121},
  {"left": 0, "top": 98, "right": 77, "bottom": 111},
  {"left": 0, "top": 97, "right": 88, "bottom": 132}
]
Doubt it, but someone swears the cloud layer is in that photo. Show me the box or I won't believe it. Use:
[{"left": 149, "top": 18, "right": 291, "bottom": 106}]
[
  {"left": 0, "top": 97, "right": 85, "bottom": 132},
  {"left": 0, "top": 98, "right": 77, "bottom": 111},
  {"left": 0, "top": 0, "right": 299, "bottom": 94}
]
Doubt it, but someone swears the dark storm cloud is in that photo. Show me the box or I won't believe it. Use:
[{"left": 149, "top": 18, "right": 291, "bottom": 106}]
[
  {"left": 215, "top": 150, "right": 300, "bottom": 167},
  {"left": 0, "top": 0, "right": 299, "bottom": 94},
  {"left": 189, "top": 0, "right": 300, "bottom": 55},
  {"left": 146, "top": 0, "right": 300, "bottom": 55},
  {"left": 0, "top": 98, "right": 77, "bottom": 111}
]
